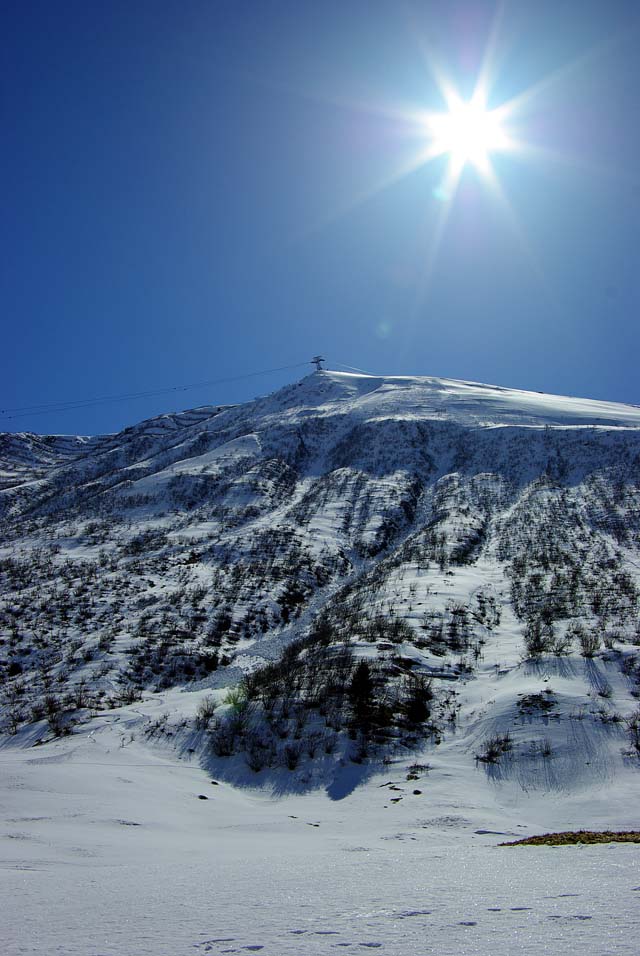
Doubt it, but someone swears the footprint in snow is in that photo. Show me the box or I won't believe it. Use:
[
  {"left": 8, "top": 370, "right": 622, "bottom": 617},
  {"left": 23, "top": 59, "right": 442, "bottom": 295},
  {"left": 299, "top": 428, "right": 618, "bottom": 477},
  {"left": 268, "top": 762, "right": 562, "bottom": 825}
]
[
  {"left": 548, "top": 915, "right": 592, "bottom": 922},
  {"left": 474, "top": 829, "right": 512, "bottom": 835},
  {"left": 195, "top": 939, "right": 235, "bottom": 948}
]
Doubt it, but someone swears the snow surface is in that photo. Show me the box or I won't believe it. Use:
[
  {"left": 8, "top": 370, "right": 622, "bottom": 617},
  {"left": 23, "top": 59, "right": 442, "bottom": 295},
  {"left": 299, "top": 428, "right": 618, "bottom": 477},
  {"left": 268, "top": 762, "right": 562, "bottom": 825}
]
[
  {"left": 2, "top": 713, "right": 639, "bottom": 956},
  {"left": 265, "top": 371, "right": 640, "bottom": 429}
]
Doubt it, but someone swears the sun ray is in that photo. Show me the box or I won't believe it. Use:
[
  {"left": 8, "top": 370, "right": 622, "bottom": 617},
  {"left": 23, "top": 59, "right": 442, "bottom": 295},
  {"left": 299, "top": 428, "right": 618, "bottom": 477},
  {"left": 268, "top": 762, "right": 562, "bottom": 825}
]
[
  {"left": 289, "top": 140, "right": 444, "bottom": 243},
  {"left": 496, "top": 32, "right": 623, "bottom": 125},
  {"left": 473, "top": 0, "right": 507, "bottom": 105},
  {"left": 402, "top": 154, "right": 465, "bottom": 345},
  {"left": 481, "top": 161, "right": 561, "bottom": 314},
  {"left": 506, "top": 141, "right": 640, "bottom": 188},
  {"left": 396, "top": 188, "right": 457, "bottom": 370}
]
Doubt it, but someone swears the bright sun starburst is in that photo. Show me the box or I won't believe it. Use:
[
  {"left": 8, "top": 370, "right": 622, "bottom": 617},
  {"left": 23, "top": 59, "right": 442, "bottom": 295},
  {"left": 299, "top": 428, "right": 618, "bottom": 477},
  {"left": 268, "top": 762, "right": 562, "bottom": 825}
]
[
  {"left": 427, "top": 92, "right": 510, "bottom": 173},
  {"left": 298, "top": 13, "right": 603, "bottom": 296}
]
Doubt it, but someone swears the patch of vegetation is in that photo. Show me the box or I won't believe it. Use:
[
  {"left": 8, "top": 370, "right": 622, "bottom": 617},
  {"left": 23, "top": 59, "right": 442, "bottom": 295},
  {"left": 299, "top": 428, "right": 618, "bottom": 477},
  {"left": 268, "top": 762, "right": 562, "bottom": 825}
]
[
  {"left": 207, "top": 624, "right": 447, "bottom": 773},
  {"left": 475, "top": 731, "right": 513, "bottom": 764},
  {"left": 627, "top": 708, "right": 640, "bottom": 755},
  {"left": 501, "top": 830, "right": 640, "bottom": 846},
  {"left": 518, "top": 690, "right": 556, "bottom": 715}
]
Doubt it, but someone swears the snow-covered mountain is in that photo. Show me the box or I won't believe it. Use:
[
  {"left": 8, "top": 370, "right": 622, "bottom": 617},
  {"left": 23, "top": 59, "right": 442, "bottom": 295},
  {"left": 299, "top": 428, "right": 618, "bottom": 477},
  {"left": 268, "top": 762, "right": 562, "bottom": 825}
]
[
  {"left": 1, "top": 369, "right": 640, "bottom": 801},
  {"left": 3, "top": 369, "right": 640, "bottom": 955}
]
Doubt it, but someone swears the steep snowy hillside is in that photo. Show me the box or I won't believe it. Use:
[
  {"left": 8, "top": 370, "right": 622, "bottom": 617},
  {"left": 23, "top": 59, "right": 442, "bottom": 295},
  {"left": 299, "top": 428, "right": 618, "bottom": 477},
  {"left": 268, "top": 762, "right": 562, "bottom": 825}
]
[{"left": 1, "top": 370, "right": 640, "bottom": 810}]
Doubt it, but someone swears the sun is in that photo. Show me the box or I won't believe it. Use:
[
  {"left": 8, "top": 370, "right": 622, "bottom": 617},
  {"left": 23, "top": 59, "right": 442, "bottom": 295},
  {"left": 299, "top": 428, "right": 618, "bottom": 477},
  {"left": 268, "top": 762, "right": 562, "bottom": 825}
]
[{"left": 426, "top": 92, "right": 510, "bottom": 173}]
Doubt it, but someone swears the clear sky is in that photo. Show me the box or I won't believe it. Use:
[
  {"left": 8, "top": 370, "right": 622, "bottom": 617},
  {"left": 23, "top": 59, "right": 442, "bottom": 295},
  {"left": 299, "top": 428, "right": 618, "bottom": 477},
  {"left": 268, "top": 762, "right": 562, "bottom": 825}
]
[{"left": 3, "top": 0, "right": 640, "bottom": 436}]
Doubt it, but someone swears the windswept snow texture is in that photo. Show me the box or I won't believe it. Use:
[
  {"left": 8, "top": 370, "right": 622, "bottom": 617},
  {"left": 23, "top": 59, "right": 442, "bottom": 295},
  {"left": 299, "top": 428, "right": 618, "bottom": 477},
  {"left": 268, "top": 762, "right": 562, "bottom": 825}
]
[{"left": 1, "top": 371, "right": 640, "bottom": 953}]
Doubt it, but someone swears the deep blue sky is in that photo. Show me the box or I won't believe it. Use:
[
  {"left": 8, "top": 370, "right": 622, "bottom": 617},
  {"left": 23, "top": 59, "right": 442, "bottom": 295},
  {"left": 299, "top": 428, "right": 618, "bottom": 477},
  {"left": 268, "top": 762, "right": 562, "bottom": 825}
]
[{"left": 3, "top": 0, "right": 640, "bottom": 435}]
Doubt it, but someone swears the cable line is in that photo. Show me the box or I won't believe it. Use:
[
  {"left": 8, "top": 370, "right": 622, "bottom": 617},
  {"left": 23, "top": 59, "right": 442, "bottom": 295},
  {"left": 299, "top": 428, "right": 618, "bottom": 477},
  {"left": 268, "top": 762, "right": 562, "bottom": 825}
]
[{"left": 1, "top": 361, "right": 310, "bottom": 421}]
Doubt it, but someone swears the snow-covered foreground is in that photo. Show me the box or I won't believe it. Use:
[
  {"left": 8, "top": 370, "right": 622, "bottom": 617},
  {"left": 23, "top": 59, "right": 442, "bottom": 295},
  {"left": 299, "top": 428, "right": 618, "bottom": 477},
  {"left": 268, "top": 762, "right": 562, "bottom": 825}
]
[{"left": 2, "top": 717, "right": 638, "bottom": 956}]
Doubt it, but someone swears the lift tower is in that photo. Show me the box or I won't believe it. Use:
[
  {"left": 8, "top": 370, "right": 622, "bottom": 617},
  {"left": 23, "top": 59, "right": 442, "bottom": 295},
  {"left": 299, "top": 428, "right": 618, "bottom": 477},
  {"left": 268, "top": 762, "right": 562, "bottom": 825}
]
[{"left": 311, "top": 355, "right": 325, "bottom": 371}]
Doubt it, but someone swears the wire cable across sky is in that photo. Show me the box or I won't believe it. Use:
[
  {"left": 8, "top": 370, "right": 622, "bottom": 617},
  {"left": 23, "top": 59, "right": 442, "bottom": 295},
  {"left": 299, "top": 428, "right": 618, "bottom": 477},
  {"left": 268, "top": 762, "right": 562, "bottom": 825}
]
[{"left": 1, "top": 362, "right": 313, "bottom": 421}]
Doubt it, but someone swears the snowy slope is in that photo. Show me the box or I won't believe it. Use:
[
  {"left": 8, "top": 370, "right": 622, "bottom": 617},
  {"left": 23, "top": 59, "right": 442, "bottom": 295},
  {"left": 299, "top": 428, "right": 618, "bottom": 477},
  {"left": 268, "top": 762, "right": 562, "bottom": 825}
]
[{"left": 2, "top": 369, "right": 640, "bottom": 752}]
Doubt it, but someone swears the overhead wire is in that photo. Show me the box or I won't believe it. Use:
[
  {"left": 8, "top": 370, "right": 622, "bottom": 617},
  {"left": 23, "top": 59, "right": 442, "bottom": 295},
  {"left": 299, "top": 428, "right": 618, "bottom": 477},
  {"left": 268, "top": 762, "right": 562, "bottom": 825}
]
[
  {"left": 1, "top": 357, "right": 376, "bottom": 423},
  {"left": 1, "top": 361, "right": 311, "bottom": 421}
]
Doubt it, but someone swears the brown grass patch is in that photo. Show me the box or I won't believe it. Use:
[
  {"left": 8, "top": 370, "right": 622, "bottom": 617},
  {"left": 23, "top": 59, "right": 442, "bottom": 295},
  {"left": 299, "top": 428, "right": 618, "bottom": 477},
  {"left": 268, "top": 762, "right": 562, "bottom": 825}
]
[{"left": 501, "top": 830, "right": 640, "bottom": 846}]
